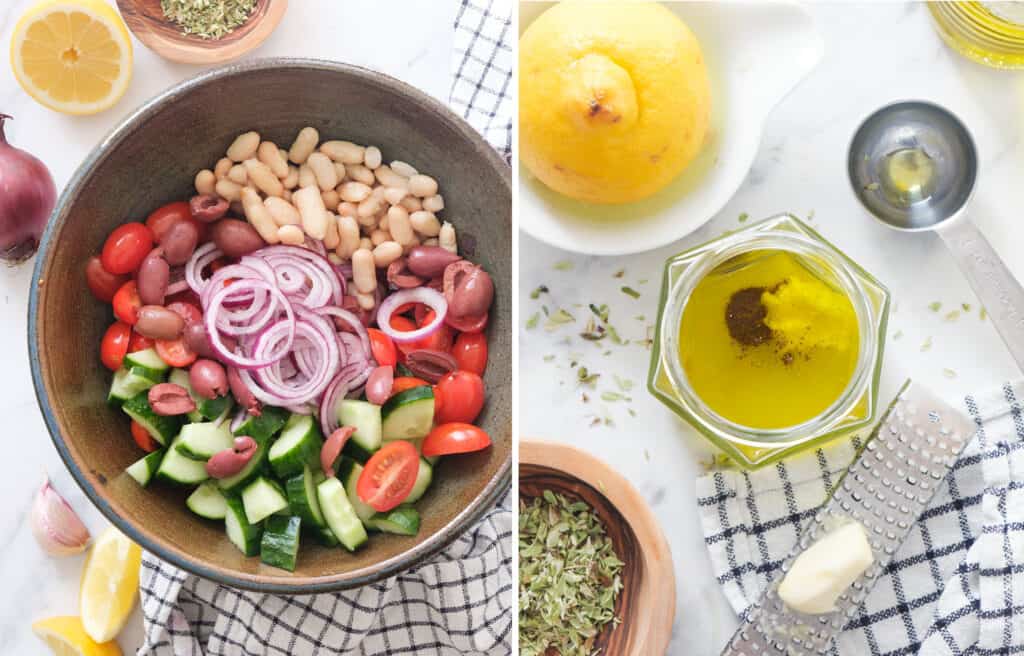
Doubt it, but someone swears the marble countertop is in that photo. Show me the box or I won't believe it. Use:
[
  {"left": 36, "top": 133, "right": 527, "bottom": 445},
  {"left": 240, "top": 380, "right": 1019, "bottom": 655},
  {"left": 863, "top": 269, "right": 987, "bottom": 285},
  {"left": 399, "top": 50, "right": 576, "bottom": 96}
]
[
  {"left": 0, "top": 1, "right": 456, "bottom": 653},
  {"left": 518, "top": 3, "right": 1024, "bottom": 654}
]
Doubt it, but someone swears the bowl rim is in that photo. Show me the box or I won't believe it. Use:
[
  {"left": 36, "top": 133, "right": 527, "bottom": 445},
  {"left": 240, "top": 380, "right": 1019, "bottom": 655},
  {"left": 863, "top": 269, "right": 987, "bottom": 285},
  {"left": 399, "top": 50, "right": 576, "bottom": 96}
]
[{"left": 28, "top": 57, "right": 511, "bottom": 594}]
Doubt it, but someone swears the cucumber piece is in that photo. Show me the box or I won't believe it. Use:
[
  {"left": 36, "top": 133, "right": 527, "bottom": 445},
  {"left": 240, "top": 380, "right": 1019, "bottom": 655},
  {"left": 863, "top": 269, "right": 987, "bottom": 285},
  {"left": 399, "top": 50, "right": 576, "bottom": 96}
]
[
  {"left": 123, "top": 348, "right": 168, "bottom": 379},
  {"left": 312, "top": 526, "right": 340, "bottom": 547},
  {"left": 175, "top": 422, "right": 234, "bottom": 460},
  {"left": 186, "top": 481, "right": 228, "bottom": 520},
  {"left": 410, "top": 438, "right": 440, "bottom": 466},
  {"left": 121, "top": 391, "right": 184, "bottom": 446},
  {"left": 260, "top": 515, "right": 301, "bottom": 572},
  {"left": 405, "top": 458, "right": 434, "bottom": 504},
  {"left": 108, "top": 367, "right": 159, "bottom": 405},
  {"left": 337, "top": 458, "right": 376, "bottom": 522},
  {"left": 381, "top": 387, "right": 434, "bottom": 441},
  {"left": 168, "top": 369, "right": 203, "bottom": 423},
  {"left": 342, "top": 439, "right": 375, "bottom": 464},
  {"left": 285, "top": 465, "right": 327, "bottom": 528},
  {"left": 125, "top": 450, "right": 164, "bottom": 487},
  {"left": 366, "top": 506, "right": 420, "bottom": 536},
  {"left": 241, "top": 476, "right": 289, "bottom": 524},
  {"left": 269, "top": 414, "right": 323, "bottom": 478},
  {"left": 234, "top": 406, "right": 290, "bottom": 441},
  {"left": 217, "top": 407, "right": 289, "bottom": 493},
  {"left": 225, "top": 495, "right": 262, "bottom": 556},
  {"left": 316, "top": 477, "right": 368, "bottom": 552},
  {"left": 395, "top": 363, "right": 415, "bottom": 378},
  {"left": 155, "top": 438, "right": 209, "bottom": 485},
  {"left": 170, "top": 368, "right": 234, "bottom": 422},
  {"left": 336, "top": 400, "right": 382, "bottom": 456}
]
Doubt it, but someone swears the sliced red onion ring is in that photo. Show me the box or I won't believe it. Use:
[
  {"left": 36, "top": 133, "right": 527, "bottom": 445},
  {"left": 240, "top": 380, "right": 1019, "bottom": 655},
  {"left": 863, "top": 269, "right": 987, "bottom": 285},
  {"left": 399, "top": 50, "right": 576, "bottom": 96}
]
[
  {"left": 205, "top": 280, "right": 295, "bottom": 369},
  {"left": 185, "top": 242, "right": 222, "bottom": 294},
  {"left": 376, "top": 287, "right": 448, "bottom": 344},
  {"left": 317, "top": 306, "right": 371, "bottom": 358},
  {"left": 254, "top": 245, "right": 344, "bottom": 308}
]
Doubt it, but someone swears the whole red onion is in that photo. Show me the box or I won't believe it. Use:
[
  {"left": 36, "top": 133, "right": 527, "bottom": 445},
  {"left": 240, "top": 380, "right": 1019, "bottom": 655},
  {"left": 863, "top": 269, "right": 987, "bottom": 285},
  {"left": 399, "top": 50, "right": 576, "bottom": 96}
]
[{"left": 0, "top": 115, "right": 55, "bottom": 264}]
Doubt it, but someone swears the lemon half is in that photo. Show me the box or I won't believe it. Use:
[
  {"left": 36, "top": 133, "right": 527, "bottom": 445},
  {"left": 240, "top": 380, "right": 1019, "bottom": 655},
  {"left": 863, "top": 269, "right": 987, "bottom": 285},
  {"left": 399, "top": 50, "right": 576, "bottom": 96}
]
[
  {"left": 32, "top": 616, "right": 122, "bottom": 656},
  {"left": 79, "top": 526, "right": 141, "bottom": 643}
]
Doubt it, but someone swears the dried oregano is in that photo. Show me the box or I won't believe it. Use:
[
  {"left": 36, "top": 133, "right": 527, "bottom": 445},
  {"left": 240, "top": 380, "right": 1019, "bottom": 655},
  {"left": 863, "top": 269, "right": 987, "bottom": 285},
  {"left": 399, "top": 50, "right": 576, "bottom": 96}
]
[
  {"left": 160, "top": 0, "right": 257, "bottom": 40},
  {"left": 519, "top": 490, "right": 624, "bottom": 656}
]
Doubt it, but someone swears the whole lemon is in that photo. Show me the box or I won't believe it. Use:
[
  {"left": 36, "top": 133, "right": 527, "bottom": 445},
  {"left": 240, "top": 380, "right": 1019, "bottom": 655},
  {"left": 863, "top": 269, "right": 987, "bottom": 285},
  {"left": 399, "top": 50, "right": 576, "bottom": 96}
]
[{"left": 519, "top": 1, "right": 711, "bottom": 205}]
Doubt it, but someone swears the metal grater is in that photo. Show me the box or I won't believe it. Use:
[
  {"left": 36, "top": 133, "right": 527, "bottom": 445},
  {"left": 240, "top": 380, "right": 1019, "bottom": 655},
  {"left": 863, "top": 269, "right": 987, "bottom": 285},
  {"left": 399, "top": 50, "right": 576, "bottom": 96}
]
[{"left": 720, "top": 381, "right": 976, "bottom": 656}]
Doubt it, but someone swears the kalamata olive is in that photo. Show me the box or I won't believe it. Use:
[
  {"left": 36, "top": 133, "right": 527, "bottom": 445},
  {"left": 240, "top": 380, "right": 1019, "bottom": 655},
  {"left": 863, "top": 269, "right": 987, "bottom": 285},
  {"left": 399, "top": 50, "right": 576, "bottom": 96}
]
[
  {"left": 386, "top": 258, "right": 425, "bottom": 289},
  {"left": 365, "top": 366, "right": 394, "bottom": 405},
  {"left": 136, "top": 247, "right": 169, "bottom": 306},
  {"left": 189, "top": 359, "right": 228, "bottom": 400},
  {"left": 405, "top": 349, "right": 458, "bottom": 383},
  {"left": 228, "top": 366, "right": 261, "bottom": 415},
  {"left": 148, "top": 383, "right": 196, "bottom": 416},
  {"left": 448, "top": 265, "right": 494, "bottom": 318},
  {"left": 206, "top": 436, "right": 258, "bottom": 479},
  {"left": 190, "top": 194, "right": 229, "bottom": 223},
  {"left": 183, "top": 322, "right": 216, "bottom": 359},
  {"left": 161, "top": 220, "right": 199, "bottom": 266},
  {"left": 406, "top": 246, "right": 462, "bottom": 279},
  {"left": 135, "top": 305, "right": 185, "bottom": 340},
  {"left": 211, "top": 218, "right": 265, "bottom": 257},
  {"left": 321, "top": 426, "right": 355, "bottom": 478}
]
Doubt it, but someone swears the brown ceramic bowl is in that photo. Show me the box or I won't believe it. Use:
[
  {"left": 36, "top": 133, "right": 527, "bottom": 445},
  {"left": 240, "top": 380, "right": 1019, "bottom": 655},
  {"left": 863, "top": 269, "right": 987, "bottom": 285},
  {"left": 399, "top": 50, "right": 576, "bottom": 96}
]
[
  {"left": 29, "top": 59, "right": 511, "bottom": 593},
  {"left": 519, "top": 441, "right": 676, "bottom": 655}
]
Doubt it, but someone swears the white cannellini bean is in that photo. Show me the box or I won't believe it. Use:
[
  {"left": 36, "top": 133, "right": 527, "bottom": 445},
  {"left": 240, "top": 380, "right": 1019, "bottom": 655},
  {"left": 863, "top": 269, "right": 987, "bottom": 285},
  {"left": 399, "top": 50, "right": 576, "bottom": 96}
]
[
  {"left": 323, "top": 212, "right": 340, "bottom": 249},
  {"left": 328, "top": 252, "right": 342, "bottom": 265},
  {"left": 195, "top": 170, "right": 216, "bottom": 195},
  {"left": 282, "top": 190, "right": 292, "bottom": 203},
  {"left": 379, "top": 215, "right": 389, "bottom": 231},
  {"left": 339, "top": 181, "right": 373, "bottom": 203},
  {"left": 337, "top": 201, "right": 358, "bottom": 218},
  {"left": 386, "top": 205, "right": 415, "bottom": 246},
  {"left": 422, "top": 237, "right": 439, "bottom": 247},
  {"left": 258, "top": 141, "right": 289, "bottom": 179},
  {"left": 375, "top": 165, "right": 408, "bottom": 190},
  {"left": 306, "top": 152, "right": 339, "bottom": 192},
  {"left": 356, "top": 291, "right": 375, "bottom": 310},
  {"left": 404, "top": 236, "right": 421, "bottom": 251},
  {"left": 227, "top": 131, "right": 260, "bottom": 162},
  {"left": 292, "top": 186, "right": 329, "bottom": 240},
  {"left": 439, "top": 221, "right": 457, "bottom": 253},
  {"left": 336, "top": 215, "right": 360, "bottom": 259},
  {"left": 357, "top": 212, "right": 377, "bottom": 228},
  {"left": 400, "top": 195, "right": 422, "bottom": 212},
  {"left": 283, "top": 166, "right": 300, "bottom": 190},
  {"left": 320, "top": 140, "right": 365, "bottom": 165},
  {"left": 370, "top": 230, "right": 389, "bottom": 246},
  {"left": 363, "top": 146, "right": 382, "bottom": 170},
  {"left": 244, "top": 158, "right": 284, "bottom": 197},
  {"left": 321, "top": 189, "right": 340, "bottom": 211},
  {"left": 409, "top": 210, "right": 441, "bottom": 237},
  {"left": 408, "top": 174, "right": 438, "bottom": 198},
  {"left": 215, "top": 178, "right": 242, "bottom": 202},
  {"left": 347, "top": 164, "right": 375, "bottom": 186},
  {"left": 288, "top": 127, "right": 319, "bottom": 164},
  {"left": 422, "top": 194, "right": 445, "bottom": 213},
  {"left": 383, "top": 187, "right": 407, "bottom": 205},
  {"left": 359, "top": 237, "right": 373, "bottom": 251},
  {"left": 264, "top": 196, "right": 301, "bottom": 226},
  {"left": 370, "top": 184, "right": 388, "bottom": 201},
  {"left": 352, "top": 248, "right": 376, "bottom": 293},
  {"left": 389, "top": 160, "right": 418, "bottom": 178},
  {"left": 241, "top": 187, "right": 280, "bottom": 244},
  {"left": 334, "top": 162, "right": 347, "bottom": 182},
  {"left": 228, "top": 164, "right": 248, "bottom": 185},
  {"left": 279, "top": 147, "right": 289, "bottom": 163},
  {"left": 214, "top": 157, "right": 232, "bottom": 179},
  {"left": 357, "top": 196, "right": 384, "bottom": 219},
  {"left": 298, "top": 164, "right": 317, "bottom": 189},
  {"left": 277, "top": 224, "right": 306, "bottom": 246},
  {"left": 373, "top": 241, "right": 403, "bottom": 267}
]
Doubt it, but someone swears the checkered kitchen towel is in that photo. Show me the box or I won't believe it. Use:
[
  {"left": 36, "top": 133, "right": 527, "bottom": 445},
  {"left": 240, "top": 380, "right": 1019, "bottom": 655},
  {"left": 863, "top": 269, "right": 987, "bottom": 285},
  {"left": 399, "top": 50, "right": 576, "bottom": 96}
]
[
  {"left": 697, "top": 381, "right": 1024, "bottom": 655},
  {"left": 138, "top": 2, "right": 513, "bottom": 655}
]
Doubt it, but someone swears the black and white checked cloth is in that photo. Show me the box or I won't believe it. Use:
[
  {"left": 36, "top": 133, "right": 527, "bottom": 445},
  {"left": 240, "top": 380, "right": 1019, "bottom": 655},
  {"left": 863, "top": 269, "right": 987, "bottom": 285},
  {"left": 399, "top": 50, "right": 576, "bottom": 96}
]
[
  {"left": 697, "top": 381, "right": 1024, "bottom": 655},
  {"left": 138, "top": 2, "right": 513, "bottom": 654}
]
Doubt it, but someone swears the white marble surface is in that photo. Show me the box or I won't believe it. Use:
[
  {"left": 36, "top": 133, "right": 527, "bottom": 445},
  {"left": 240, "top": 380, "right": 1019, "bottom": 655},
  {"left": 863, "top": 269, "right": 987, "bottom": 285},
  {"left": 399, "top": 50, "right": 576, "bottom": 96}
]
[
  {"left": 518, "top": 3, "right": 1024, "bottom": 655},
  {"left": 0, "top": 1, "right": 456, "bottom": 653}
]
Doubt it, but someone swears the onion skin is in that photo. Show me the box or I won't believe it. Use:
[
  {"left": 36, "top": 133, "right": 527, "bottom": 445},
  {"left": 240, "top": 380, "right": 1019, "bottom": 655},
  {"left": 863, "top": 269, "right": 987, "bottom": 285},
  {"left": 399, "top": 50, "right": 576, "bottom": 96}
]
[
  {"left": 31, "top": 476, "right": 90, "bottom": 557},
  {"left": 0, "top": 115, "right": 56, "bottom": 264}
]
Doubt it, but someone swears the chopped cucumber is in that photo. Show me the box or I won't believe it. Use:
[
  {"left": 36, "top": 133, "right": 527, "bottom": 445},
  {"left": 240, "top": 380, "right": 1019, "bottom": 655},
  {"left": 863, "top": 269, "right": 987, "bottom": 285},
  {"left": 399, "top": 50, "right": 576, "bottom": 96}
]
[
  {"left": 170, "top": 368, "right": 234, "bottom": 422},
  {"left": 342, "top": 439, "right": 375, "bottom": 464},
  {"left": 381, "top": 387, "right": 434, "bottom": 441},
  {"left": 122, "top": 391, "right": 184, "bottom": 446},
  {"left": 155, "top": 438, "right": 209, "bottom": 485},
  {"left": 269, "top": 414, "right": 323, "bottom": 478},
  {"left": 176, "top": 422, "right": 234, "bottom": 460},
  {"left": 225, "top": 495, "right": 262, "bottom": 556},
  {"left": 336, "top": 400, "right": 382, "bottom": 459},
  {"left": 108, "top": 367, "right": 160, "bottom": 405},
  {"left": 312, "top": 526, "right": 340, "bottom": 547},
  {"left": 366, "top": 506, "right": 420, "bottom": 536},
  {"left": 316, "top": 477, "right": 368, "bottom": 552},
  {"left": 285, "top": 465, "right": 327, "bottom": 528},
  {"left": 337, "top": 458, "right": 376, "bottom": 522},
  {"left": 186, "top": 481, "right": 228, "bottom": 520},
  {"left": 261, "top": 515, "right": 301, "bottom": 572},
  {"left": 405, "top": 458, "right": 434, "bottom": 504},
  {"left": 123, "top": 348, "right": 168, "bottom": 380},
  {"left": 217, "top": 407, "right": 289, "bottom": 493},
  {"left": 241, "top": 476, "right": 289, "bottom": 524},
  {"left": 125, "top": 450, "right": 164, "bottom": 487}
]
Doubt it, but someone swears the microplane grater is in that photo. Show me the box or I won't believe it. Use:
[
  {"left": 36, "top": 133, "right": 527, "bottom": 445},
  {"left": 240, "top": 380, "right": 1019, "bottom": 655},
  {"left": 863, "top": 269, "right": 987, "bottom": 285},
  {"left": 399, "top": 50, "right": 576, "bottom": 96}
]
[{"left": 719, "top": 381, "right": 976, "bottom": 656}]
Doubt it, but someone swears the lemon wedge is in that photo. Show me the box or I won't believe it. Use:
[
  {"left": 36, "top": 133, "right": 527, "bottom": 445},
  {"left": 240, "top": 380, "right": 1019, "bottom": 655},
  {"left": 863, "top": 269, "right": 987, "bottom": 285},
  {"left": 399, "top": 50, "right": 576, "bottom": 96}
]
[
  {"left": 79, "top": 526, "right": 141, "bottom": 643},
  {"left": 32, "top": 616, "right": 122, "bottom": 656},
  {"left": 10, "top": 0, "right": 133, "bottom": 115}
]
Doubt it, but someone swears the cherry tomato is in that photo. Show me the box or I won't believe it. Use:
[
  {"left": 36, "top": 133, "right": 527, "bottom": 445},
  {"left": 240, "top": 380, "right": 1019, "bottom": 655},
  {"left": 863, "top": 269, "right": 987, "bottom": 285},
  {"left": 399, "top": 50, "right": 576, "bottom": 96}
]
[
  {"left": 434, "top": 370, "right": 485, "bottom": 424},
  {"left": 156, "top": 338, "right": 197, "bottom": 368},
  {"left": 146, "top": 201, "right": 207, "bottom": 243},
  {"left": 356, "top": 440, "right": 420, "bottom": 512},
  {"left": 368, "top": 328, "right": 397, "bottom": 366},
  {"left": 85, "top": 256, "right": 129, "bottom": 302},
  {"left": 112, "top": 281, "right": 142, "bottom": 325},
  {"left": 445, "top": 312, "right": 489, "bottom": 333},
  {"left": 130, "top": 420, "right": 159, "bottom": 453},
  {"left": 128, "top": 332, "right": 154, "bottom": 352},
  {"left": 166, "top": 301, "right": 203, "bottom": 326},
  {"left": 101, "top": 222, "right": 153, "bottom": 275},
  {"left": 391, "top": 376, "right": 431, "bottom": 395},
  {"left": 416, "top": 309, "right": 454, "bottom": 352},
  {"left": 421, "top": 423, "right": 491, "bottom": 457},
  {"left": 100, "top": 321, "right": 131, "bottom": 371},
  {"left": 164, "top": 288, "right": 202, "bottom": 308},
  {"left": 389, "top": 313, "right": 452, "bottom": 354},
  {"left": 452, "top": 332, "right": 488, "bottom": 375}
]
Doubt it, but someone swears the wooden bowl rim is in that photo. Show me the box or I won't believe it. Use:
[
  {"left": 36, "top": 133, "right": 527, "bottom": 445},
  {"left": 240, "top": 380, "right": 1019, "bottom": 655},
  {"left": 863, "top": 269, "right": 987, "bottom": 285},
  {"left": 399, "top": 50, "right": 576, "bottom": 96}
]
[
  {"left": 29, "top": 58, "right": 511, "bottom": 594},
  {"left": 519, "top": 440, "right": 677, "bottom": 655}
]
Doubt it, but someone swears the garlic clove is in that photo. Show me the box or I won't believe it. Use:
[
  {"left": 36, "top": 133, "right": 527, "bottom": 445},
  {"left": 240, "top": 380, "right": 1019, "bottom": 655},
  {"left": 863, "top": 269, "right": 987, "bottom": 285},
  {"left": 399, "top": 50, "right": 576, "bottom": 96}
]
[{"left": 31, "top": 475, "right": 91, "bottom": 556}]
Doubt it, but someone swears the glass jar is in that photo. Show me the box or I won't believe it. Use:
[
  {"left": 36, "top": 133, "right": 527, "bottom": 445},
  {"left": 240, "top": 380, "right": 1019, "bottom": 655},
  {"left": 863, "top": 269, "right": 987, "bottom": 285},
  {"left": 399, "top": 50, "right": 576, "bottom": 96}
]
[
  {"left": 929, "top": 2, "right": 1024, "bottom": 69},
  {"left": 647, "top": 214, "right": 890, "bottom": 469}
]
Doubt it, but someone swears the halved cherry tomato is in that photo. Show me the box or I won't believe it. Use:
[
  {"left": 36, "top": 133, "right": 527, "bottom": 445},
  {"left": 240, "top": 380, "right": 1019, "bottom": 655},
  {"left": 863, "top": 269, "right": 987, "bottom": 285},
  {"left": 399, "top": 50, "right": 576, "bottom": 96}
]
[
  {"left": 166, "top": 301, "right": 203, "bottom": 326},
  {"left": 100, "top": 321, "right": 131, "bottom": 371},
  {"left": 146, "top": 201, "right": 207, "bottom": 243},
  {"left": 389, "top": 313, "right": 452, "bottom": 354},
  {"left": 112, "top": 281, "right": 142, "bottom": 325},
  {"left": 391, "top": 376, "right": 431, "bottom": 395},
  {"left": 156, "top": 338, "right": 196, "bottom": 368},
  {"left": 130, "top": 420, "right": 159, "bottom": 453},
  {"left": 421, "top": 423, "right": 491, "bottom": 457},
  {"left": 434, "top": 370, "right": 485, "bottom": 424},
  {"left": 368, "top": 328, "right": 397, "bottom": 366},
  {"left": 415, "top": 309, "right": 453, "bottom": 352},
  {"left": 128, "top": 332, "right": 154, "bottom": 352},
  {"left": 452, "top": 332, "right": 488, "bottom": 375},
  {"left": 101, "top": 222, "right": 153, "bottom": 275},
  {"left": 356, "top": 440, "right": 420, "bottom": 512},
  {"left": 85, "top": 256, "right": 129, "bottom": 302},
  {"left": 445, "top": 311, "right": 489, "bottom": 333}
]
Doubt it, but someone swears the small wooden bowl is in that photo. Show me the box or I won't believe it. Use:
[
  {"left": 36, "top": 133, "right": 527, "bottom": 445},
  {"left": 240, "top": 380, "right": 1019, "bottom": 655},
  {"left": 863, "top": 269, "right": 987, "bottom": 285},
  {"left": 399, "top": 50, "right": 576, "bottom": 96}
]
[
  {"left": 519, "top": 441, "right": 676, "bottom": 655},
  {"left": 116, "top": 0, "right": 287, "bottom": 65}
]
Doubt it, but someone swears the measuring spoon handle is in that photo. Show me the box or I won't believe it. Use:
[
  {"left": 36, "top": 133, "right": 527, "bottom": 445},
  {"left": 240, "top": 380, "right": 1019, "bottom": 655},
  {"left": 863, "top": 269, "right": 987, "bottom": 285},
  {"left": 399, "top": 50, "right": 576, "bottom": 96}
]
[{"left": 937, "top": 218, "right": 1024, "bottom": 373}]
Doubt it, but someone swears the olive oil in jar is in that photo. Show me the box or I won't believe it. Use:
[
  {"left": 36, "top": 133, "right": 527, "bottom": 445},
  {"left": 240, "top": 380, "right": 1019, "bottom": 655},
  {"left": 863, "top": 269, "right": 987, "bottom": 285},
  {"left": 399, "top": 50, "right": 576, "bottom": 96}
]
[{"left": 929, "top": 2, "right": 1024, "bottom": 69}]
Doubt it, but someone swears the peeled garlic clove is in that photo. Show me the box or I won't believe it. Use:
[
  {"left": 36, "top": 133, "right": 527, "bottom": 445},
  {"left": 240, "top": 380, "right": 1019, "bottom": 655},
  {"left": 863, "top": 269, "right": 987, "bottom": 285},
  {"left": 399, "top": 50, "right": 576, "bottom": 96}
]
[{"left": 31, "top": 476, "right": 90, "bottom": 556}]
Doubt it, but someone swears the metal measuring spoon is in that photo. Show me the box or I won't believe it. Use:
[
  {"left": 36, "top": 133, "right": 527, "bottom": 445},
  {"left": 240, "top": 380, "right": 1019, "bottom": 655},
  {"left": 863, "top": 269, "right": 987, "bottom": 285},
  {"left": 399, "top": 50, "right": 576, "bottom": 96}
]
[{"left": 848, "top": 100, "right": 1024, "bottom": 372}]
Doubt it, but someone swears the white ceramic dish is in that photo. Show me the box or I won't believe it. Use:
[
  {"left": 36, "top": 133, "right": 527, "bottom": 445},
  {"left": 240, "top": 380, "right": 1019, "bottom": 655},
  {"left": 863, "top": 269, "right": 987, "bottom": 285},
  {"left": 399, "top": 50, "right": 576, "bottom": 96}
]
[{"left": 518, "top": 1, "right": 824, "bottom": 255}]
